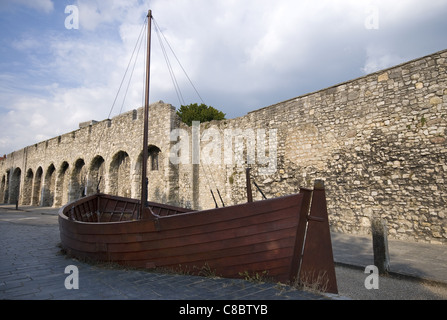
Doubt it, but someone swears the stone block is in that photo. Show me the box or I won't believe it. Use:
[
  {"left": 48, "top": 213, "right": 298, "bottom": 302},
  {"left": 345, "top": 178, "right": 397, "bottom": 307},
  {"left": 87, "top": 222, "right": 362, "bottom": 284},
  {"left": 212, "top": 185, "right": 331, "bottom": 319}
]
[{"left": 378, "top": 72, "right": 389, "bottom": 82}]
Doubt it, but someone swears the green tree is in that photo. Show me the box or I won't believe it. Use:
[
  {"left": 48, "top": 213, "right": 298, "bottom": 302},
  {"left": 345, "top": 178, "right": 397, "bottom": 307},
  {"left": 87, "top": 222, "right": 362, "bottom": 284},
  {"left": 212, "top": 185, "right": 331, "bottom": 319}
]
[{"left": 176, "top": 103, "right": 226, "bottom": 126}]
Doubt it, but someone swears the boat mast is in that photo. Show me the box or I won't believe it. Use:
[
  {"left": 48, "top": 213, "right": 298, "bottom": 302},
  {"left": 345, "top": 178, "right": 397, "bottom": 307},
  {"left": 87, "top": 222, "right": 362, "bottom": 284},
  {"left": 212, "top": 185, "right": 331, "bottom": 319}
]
[{"left": 140, "top": 10, "right": 152, "bottom": 216}]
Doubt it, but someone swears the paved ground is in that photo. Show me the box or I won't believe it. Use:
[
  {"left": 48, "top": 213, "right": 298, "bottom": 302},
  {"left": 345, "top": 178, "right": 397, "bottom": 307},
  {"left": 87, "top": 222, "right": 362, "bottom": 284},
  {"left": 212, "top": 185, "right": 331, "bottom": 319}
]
[
  {"left": 332, "top": 233, "right": 447, "bottom": 300},
  {"left": 1, "top": 204, "right": 446, "bottom": 305},
  {"left": 0, "top": 205, "right": 328, "bottom": 302}
]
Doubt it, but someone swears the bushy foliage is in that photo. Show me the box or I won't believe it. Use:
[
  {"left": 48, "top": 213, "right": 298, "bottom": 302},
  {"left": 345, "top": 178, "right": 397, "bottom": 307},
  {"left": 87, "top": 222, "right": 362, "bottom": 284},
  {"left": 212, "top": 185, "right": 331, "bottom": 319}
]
[{"left": 176, "top": 103, "right": 226, "bottom": 126}]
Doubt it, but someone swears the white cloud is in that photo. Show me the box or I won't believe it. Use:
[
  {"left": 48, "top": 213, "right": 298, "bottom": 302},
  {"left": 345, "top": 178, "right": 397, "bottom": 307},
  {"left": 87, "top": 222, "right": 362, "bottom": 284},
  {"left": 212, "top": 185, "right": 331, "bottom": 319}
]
[
  {"left": 1, "top": 0, "right": 447, "bottom": 156},
  {"left": 11, "top": 37, "right": 42, "bottom": 51},
  {"left": 362, "top": 45, "right": 404, "bottom": 74},
  {"left": 76, "top": 0, "right": 146, "bottom": 31}
]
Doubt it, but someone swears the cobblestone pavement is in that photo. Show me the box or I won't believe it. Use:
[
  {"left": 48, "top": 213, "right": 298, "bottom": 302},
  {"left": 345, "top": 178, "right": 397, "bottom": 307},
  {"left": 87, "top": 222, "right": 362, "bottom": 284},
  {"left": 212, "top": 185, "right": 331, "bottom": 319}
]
[
  {"left": 2, "top": 205, "right": 447, "bottom": 307},
  {"left": 0, "top": 207, "right": 328, "bottom": 303}
]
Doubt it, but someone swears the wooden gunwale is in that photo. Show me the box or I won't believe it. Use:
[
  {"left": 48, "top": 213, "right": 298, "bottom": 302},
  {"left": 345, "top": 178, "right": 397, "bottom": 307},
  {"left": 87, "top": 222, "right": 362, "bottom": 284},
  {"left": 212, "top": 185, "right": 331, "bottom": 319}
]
[{"left": 61, "top": 193, "right": 301, "bottom": 223}]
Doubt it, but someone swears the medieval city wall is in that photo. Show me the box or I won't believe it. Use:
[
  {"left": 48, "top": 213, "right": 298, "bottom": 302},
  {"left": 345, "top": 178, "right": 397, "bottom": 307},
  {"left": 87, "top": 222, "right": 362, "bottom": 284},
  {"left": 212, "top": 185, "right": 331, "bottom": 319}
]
[
  {"left": 189, "top": 48, "right": 447, "bottom": 244},
  {"left": 0, "top": 102, "right": 179, "bottom": 208},
  {"left": 1, "top": 49, "right": 446, "bottom": 244}
]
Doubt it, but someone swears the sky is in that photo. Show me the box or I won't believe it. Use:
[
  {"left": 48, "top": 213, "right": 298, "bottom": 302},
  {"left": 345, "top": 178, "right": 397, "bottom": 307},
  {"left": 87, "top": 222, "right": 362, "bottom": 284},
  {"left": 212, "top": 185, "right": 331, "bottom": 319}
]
[{"left": 1, "top": 0, "right": 447, "bottom": 156}]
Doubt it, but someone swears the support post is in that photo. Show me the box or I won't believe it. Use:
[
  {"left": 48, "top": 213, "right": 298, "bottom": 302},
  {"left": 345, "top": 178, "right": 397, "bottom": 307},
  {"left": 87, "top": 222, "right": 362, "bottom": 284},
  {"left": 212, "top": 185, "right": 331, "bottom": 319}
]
[
  {"left": 246, "top": 167, "right": 253, "bottom": 203},
  {"left": 371, "top": 218, "right": 390, "bottom": 275},
  {"left": 140, "top": 10, "right": 152, "bottom": 217}
]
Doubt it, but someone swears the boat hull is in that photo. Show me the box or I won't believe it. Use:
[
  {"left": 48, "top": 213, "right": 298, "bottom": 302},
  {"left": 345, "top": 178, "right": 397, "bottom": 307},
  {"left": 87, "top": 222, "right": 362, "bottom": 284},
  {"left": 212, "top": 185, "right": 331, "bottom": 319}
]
[
  {"left": 59, "top": 186, "right": 338, "bottom": 293},
  {"left": 59, "top": 192, "right": 309, "bottom": 282}
]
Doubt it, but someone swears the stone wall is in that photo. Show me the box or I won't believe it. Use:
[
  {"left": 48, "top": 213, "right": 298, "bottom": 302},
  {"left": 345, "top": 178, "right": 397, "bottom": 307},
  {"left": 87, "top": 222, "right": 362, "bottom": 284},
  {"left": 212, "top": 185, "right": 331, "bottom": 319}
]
[
  {"left": 0, "top": 102, "right": 179, "bottom": 209},
  {"left": 179, "top": 49, "right": 447, "bottom": 244},
  {"left": 1, "top": 49, "right": 446, "bottom": 244}
]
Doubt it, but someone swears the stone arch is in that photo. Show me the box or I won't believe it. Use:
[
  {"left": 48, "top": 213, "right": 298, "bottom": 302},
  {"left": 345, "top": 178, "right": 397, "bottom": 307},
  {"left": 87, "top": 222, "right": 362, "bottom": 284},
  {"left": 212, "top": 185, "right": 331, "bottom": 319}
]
[
  {"left": 135, "top": 145, "right": 165, "bottom": 203},
  {"left": 9, "top": 167, "right": 21, "bottom": 204},
  {"left": 88, "top": 156, "right": 105, "bottom": 195},
  {"left": 0, "top": 174, "right": 6, "bottom": 203},
  {"left": 55, "top": 162, "right": 69, "bottom": 207},
  {"left": 22, "top": 169, "right": 34, "bottom": 205},
  {"left": 42, "top": 164, "right": 56, "bottom": 207},
  {"left": 32, "top": 167, "right": 43, "bottom": 206},
  {"left": 109, "top": 151, "right": 131, "bottom": 198},
  {"left": 69, "top": 159, "right": 86, "bottom": 202}
]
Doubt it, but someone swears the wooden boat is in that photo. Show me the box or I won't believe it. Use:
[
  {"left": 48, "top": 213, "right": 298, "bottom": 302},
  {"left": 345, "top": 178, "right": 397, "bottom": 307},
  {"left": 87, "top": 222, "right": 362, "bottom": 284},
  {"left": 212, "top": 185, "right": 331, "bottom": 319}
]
[{"left": 58, "top": 10, "right": 338, "bottom": 294}]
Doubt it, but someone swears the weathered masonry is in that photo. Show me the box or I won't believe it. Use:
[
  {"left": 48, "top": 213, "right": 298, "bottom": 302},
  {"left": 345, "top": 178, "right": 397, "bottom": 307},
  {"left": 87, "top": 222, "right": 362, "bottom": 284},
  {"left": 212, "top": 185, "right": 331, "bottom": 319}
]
[
  {"left": 0, "top": 103, "right": 178, "bottom": 209},
  {"left": 1, "top": 49, "right": 446, "bottom": 244}
]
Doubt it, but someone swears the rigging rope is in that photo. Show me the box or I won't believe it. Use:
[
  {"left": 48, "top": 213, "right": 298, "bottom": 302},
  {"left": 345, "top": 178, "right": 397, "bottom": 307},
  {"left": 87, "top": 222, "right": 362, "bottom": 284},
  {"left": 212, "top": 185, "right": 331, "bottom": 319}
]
[
  {"left": 152, "top": 17, "right": 205, "bottom": 105},
  {"left": 109, "top": 18, "right": 148, "bottom": 119},
  {"left": 151, "top": 17, "right": 226, "bottom": 207},
  {"left": 87, "top": 15, "right": 148, "bottom": 194},
  {"left": 153, "top": 19, "right": 185, "bottom": 106},
  {"left": 152, "top": 18, "right": 229, "bottom": 208},
  {"left": 102, "top": 14, "right": 227, "bottom": 207},
  {"left": 119, "top": 23, "right": 146, "bottom": 114}
]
